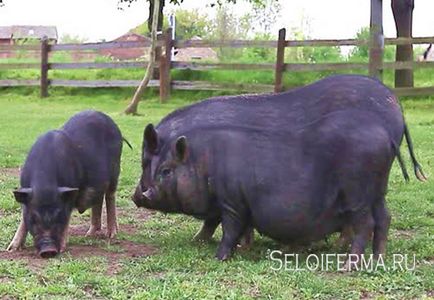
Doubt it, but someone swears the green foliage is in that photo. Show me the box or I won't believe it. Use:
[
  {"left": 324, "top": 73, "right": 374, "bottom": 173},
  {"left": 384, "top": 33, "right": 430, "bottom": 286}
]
[
  {"left": 0, "top": 91, "right": 433, "bottom": 298},
  {"left": 244, "top": 0, "right": 282, "bottom": 35},
  {"left": 303, "top": 46, "right": 342, "bottom": 63},
  {"left": 60, "top": 34, "right": 88, "bottom": 44},
  {"left": 349, "top": 27, "right": 370, "bottom": 60},
  {"left": 210, "top": 5, "right": 244, "bottom": 60},
  {"left": 239, "top": 33, "right": 275, "bottom": 63},
  {"left": 348, "top": 26, "right": 396, "bottom": 62},
  {"left": 171, "top": 9, "right": 210, "bottom": 40}
]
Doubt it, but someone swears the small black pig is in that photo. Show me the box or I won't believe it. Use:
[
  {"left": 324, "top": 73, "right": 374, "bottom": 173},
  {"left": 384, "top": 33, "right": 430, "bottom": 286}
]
[{"left": 7, "top": 110, "right": 126, "bottom": 258}]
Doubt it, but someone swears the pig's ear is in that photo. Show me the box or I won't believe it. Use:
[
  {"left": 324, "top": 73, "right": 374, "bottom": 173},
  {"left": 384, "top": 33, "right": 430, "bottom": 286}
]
[
  {"left": 175, "top": 136, "right": 188, "bottom": 162},
  {"left": 58, "top": 187, "right": 79, "bottom": 201},
  {"left": 13, "top": 188, "right": 32, "bottom": 204},
  {"left": 144, "top": 124, "right": 158, "bottom": 154}
]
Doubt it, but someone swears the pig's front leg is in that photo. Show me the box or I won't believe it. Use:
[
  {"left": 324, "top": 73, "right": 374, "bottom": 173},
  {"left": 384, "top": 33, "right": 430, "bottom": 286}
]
[
  {"left": 193, "top": 216, "right": 221, "bottom": 242},
  {"left": 86, "top": 200, "right": 103, "bottom": 237},
  {"left": 7, "top": 210, "right": 27, "bottom": 251}
]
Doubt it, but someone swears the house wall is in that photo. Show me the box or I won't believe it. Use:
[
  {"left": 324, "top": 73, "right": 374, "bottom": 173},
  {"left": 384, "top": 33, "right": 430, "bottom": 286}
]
[
  {"left": 0, "top": 39, "right": 12, "bottom": 58},
  {"left": 100, "top": 34, "right": 150, "bottom": 60}
]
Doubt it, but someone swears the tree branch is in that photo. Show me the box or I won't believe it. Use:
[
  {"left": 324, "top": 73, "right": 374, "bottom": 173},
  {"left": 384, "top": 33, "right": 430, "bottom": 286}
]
[{"left": 124, "top": 0, "right": 161, "bottom": 115}]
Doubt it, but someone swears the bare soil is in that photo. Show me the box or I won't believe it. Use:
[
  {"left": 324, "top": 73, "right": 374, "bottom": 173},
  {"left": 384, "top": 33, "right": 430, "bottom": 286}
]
[
  {"left": 391, "top": 229, "right": 415, "bottom": 240},
  {"left": 0, "top": 167, "right": 20, "bottom": 178},
  {"left": 0, "top": 209, "right": 156, "bottom": 275}
]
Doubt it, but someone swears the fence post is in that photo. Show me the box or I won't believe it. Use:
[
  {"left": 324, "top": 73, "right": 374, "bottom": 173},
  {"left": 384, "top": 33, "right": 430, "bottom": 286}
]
[
  {"left": 369, "top": 0, "right": 384, "bottom": 80},
  {"left": 40, "top": 36, "right": 49, "bottom": 98},
  {"left": 274, "top": 28, "right": 286, "bottom": 93},
  {"left": 159, "top": 27, "right": 173, "bottom": 102}
]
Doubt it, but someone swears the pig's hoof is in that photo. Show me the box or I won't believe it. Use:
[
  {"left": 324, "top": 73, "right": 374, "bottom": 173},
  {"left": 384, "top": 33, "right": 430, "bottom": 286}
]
[
  {"left": 237, "top": 237, "right": 253, "bottom": 250},
  {"left": 215, "top": 252, "right": 230, "bottom": 261},
  {"left": 215, "top": 247, "right": 232, "bottom": 261},
  {"left": 192, "top": 232, "right": 213, "bottom": 243},
  {"left": 106, "top": 230, "right": 117, "bottom": 240},
  {"left": 341, "top": 260, "right": 358, "bottom": 272},
  {"left": 85, "top": 227, "right": 103, "bottom": 237},
  {"left": 6, "top": 241, "right": 24, "bottom": 252},
  {"left": 337, "top": 240, "right": 350, "bottom": 252},
  {"left": 106, "top": 229, "right": 117, "bottom": 240}
]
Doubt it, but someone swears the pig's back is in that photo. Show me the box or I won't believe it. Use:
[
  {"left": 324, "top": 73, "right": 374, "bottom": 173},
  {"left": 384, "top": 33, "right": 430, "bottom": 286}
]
[{"left": 62, "top": 110, "right": 123, "bottom": 186}]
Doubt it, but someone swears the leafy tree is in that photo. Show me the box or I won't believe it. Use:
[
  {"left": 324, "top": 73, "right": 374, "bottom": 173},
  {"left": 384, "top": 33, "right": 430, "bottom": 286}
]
[
  {"left": 124, "top": 0, "right": 161, "bottom": 114},
  {"left": 241, "top": 33, "right": 275, "bottom": 63},
  {"left": 171, "top": 9, "right": 210, "bottom": 40},
  {"left": 348, "top": 26, "right": 395, "bottom": 62},
  {"left": 210, "top": 5, "right": 242, "bottom": 60},
  {"left": 246, "top": 0, "right": 281, "bottom": 35},
  {"left": 118, "top": 0, "right": 272, "bottom": 34},
  {"left": 350, "top": 27, "right": 370, "bottom": 59}
]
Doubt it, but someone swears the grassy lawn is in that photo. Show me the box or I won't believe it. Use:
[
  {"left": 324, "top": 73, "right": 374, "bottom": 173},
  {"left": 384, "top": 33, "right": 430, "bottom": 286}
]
[{"left": 0, "top": 87, "right": 433, "bottom": 299}]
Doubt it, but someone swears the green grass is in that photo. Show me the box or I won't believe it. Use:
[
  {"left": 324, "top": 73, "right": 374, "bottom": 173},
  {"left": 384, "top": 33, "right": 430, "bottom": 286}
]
[{"left": 0, "top": 88, "right": 433, "bottom": 299}]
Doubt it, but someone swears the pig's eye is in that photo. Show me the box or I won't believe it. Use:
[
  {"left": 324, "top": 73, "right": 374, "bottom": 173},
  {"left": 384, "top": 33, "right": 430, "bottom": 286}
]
[{"left": 161, "top": 168, "right": 172, "bottom": 177}]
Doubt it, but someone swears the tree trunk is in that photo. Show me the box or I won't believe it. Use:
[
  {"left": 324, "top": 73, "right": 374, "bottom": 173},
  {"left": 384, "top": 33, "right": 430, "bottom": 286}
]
[
  {"left": 148, "top": 0, "right": 165, "bottom": 79},
  {"left": 124, "top": 0, "right": 160, "bottom": 115},
  {"left": 391, "top": 0, "right": 414, "bottom": 87}
]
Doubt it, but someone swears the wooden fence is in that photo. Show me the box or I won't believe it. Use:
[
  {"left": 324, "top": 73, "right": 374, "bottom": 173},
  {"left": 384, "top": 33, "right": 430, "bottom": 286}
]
[{"left": 0, "top": 27, "right": 434, "bottom": 100}]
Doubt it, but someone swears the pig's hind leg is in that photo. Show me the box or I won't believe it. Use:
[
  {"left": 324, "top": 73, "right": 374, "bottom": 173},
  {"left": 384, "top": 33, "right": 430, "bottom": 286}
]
[
  {"left": 105, "top": 184, "right": 118, "bottom": 239},
  {"left": 372, "top": 198, "right": 391, "bottom": 258},
  {"left": 105, "top": 154, "right": 121, "bottom": 239},
  {"left": 238, "top": 226, "right": 254, "bottom": 249},
  {"left": 7, "top": 210, "right": 27, "bottom": 251},
  {"left": 344, "top": 208, "right": 375, "bottom": 271},
  {"left": 60, "top": 217, "right": 71, "bottom": 252}
]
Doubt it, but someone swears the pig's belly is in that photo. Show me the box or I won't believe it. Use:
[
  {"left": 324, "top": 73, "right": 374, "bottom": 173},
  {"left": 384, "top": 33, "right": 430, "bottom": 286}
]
[{"left": 250, "top": 204, "right": 345, "bottom": 243}]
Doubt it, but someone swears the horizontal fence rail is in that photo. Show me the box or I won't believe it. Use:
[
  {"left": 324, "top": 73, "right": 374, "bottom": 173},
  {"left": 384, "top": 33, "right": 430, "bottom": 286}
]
[{"left": 0, "top": 29, "right": 433, "bottom": 98}]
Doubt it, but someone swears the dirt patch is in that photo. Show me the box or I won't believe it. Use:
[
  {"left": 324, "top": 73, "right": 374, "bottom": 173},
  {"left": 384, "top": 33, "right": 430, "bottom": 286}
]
[
  {"left": 0, "top": 202, "right": 156, "bottom": 274},
  {"left": 360, "top": 290, "right": 374, "bottom": 300},
  {"left": 68, "top": 206, "right": 152, "bottom": 235},
  {"left": 424, "top": 257, "right": 434, "bottom": 266},
  {"left": 117, "top": 206, "right": 154, "bottom": 221},
  {"left": 0, "top": 167, "right": 20, "bottom": 178},
  {"left": 68, "top": 223, "right": 139, "bottom": 237},
  {"left": 391, "top": 229, "right": 415, "bottom": 240},
  {"left": 0, "top": 250, "right": 48, "bottom": 272},
  {"left": 0, "top": 224, "right": 156, "bottom": 274},
  {"left": 0, "top": 277, "right": 11, "bottom": 284}
]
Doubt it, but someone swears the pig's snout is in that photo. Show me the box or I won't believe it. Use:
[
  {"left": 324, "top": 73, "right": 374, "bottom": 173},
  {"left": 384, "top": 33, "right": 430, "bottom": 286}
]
[
  {"left": 143, "top": 186, "right": 158, "bottom": 202},
  {"left": 132, "top": 183, "right": 158, "bottom": 208},
  {"left": 132, "top": 184, "right": 146, "bottom": 207},
  {"left": 143, "top": 189, "right": 153, "bottom": 201},
  {"left": 38, "top": 238, "right": 58, "bottom": 258}
]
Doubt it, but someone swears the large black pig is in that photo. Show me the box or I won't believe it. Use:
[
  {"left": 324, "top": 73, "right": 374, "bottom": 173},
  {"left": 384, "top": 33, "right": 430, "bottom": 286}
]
[
  {"left": 132, "top": 75, "right": 425, "bottom": 261},
  {"left": 7, "top": 110, "right": 125, "bottom": 258}
]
